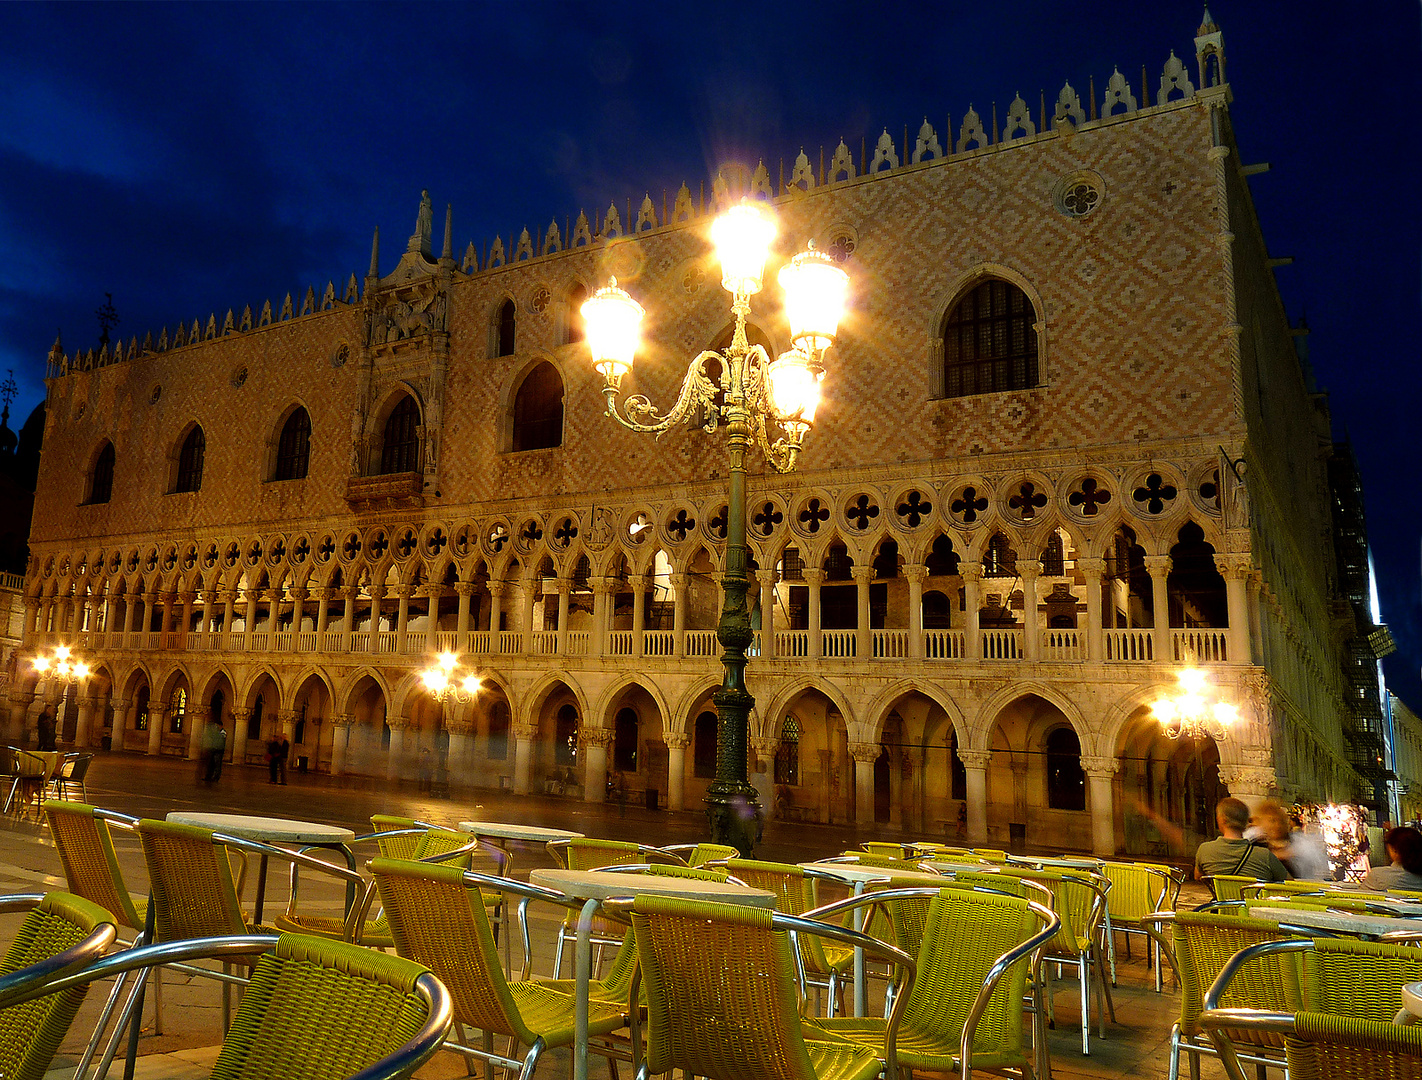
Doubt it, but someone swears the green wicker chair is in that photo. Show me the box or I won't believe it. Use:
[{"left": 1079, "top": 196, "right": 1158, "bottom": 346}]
[
  {"left": 663, "top": 842, "right": 739, "bottom": 866},
  {"left": 861, "top": 842, "right": 912, "bottom": 859},
  {"left": 996, "top": 867, "right": 1113, "bottom": 1054},
  {"left": 1208, "top": 875, "right": 1262, "bottom": 903},
  {"left": 1144, "top": 910, "right": 1299, "bottom": 1080},
  {"left": 0, "top": 931, "right": 452, "bottom": 1080},
  {"left": 808, "top": 887, "right": 1058, "bottom": 1080},
  {"left": 618, "top": 893, "right": 913, "bottom": 1080},
  {"left": 370, "top": 857, "right": 630, "bottom": 1078},
  {"left": 1100, "top": 861, "right": 1176, "bottom": 991},
  {"left": 1199, "top": 1008, "right": 1422, "bottom": 1080},
  {"left": 726, "top": 858, "right": 858, "bottom": 1016},
  {"left": 0, "top": 891, "right": 116, "bottom": 1080}
]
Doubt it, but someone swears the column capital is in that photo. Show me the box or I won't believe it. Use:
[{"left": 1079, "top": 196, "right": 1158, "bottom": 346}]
[
  {"left": 287, "top": 586, "right": 309, "bottom": 602},
  {"left": 959, "top": 562, "right": 984, "bottom": 584},
  {"left": 579, "top": 726, "right": 614, "bottom": 749},
  {"left": 199, "top": 589, "right": 220, "bottom": 604},
  {"left": 957, "top": 749, "right": 993, "bottom": 770},
  {"left": 901, "top": 564, "right": 928, "bottom": 584},
  {"left": 367, "top": 583, "right": 387, "bottom": 601},
  {"left": 334, "top": 713, "right": 355, "bottom": 727},
  {"left": 231, "top": 707, "right": 251, "bottom": 722},
  {"left": 847, "top": 740, "right": 880, "bottom": 764},
  {"left": 1142, "top": 554, "right": 1173, "bottom": 575},
  {"left": 589, "top": 577, "right": 618, "bottom": 596},
  {"left": 1217, "top": 763, "right": 1276, "bottom": 798},
  {"left": 393, "top": 583, "right": 416, "bottom": 600},
  {"left": 1214, "top": 552, "right": 1253, "bottom": 580},
  {"left": 755, "top": 568, "right": 779, "bottom": 586},
  {"left": 1080, "top": 755, "right": 1120, "bottom": 778},
  {"left": 1016, "top": 560, "right": 1042, "bottom": 579},
  {"left": 750, "top": 736, "right": 780, "bottom": 759},
  {"left": 341, "top": 584, "right": 362, "bottom": 600},
  {"left": 663, "top": 732, "right": 690, "bottom": 750},
  {"left": 669, "top": 572, "right": 690, "bottom": 588},
  {"left": 1076, "top": 556, "right": 1107, "bottom": 577},
  {"left": 454, "top": 581, "right": 476, "bottom": 598},
  {"left": 551, "top": 577, "right": 573, "bottom": 594},
  {"left": 264, "top": 588, "right": 284, "bottom": 603},
  {"left": 801, "top": 568, "right": 825, "bottom": 585},
  {"left": 176, "top": 590, "right": 197, "bottom": 605},
  {"left": 850, "top": 565, "right": 874, "bottom": 584},
  {"left": 309, "top": 587, "right": 333, "bottom": 602},
  {"left": 512, "top": 719, "right": 538, "bottom": 740},
  {"left": 385, "top": 715, "right": 411, "bottom": 731},
  {"left": 487, "top": 580, "right": 509, "bottom": 599}
]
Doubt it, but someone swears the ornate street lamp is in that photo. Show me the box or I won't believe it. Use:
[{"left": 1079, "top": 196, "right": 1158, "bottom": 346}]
[
  {"left": 31, "top": 644, "right": 90, "bottom": 685},
  {"left": 582, "top": 200, "right": 849, "bottom": 853},
  {"left": 1152, "top": 667, "right": 1239, "bottom": 741},
  {"left": 419, "top": 652, "right": 481, "bottom": 704}
]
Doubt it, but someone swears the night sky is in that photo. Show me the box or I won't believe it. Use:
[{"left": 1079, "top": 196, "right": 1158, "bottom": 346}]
[{"left": 0, "top": 3, "right": 1418, "bottom": 700}]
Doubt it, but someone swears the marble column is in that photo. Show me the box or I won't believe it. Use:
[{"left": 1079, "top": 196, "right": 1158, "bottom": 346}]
[
  {"left": 756, "top": 569, "right": 777, "bottom": 658},
  {"left": 487, "top": 582, "right": 506, "bottom": 645},
  {"left": 665, "top": 732, "right": 689, "bottom": 811},
  {"left": 178, "top": 591, "right": 196, "bottom": 643},
  {"left": 803, "top": 568, "right": 824, "bottom": 660},
  {"left": 519, "top": 573, "right": 536, "bottom": 652},
  {"left": 74, "top": 694, "right": 95, "bottom": 749},
  {"left": 1078, "top": 557, "right": 1106, "bottom": 662},
  {"left": 512, "top": 720, "right": 536, "bottom": 795},
  {"left": 1216, "top": 553, "right": 1252, "bottom": 664},
  {"left": 231, "top": 708, "right": 250, "bottom": 764},
  {"left": 423, "top": 585, "right": 440, "bottom": 653},
  {"left": 959, "top": 749, "right": 993, "bottom": 844},
  {"left": 446, "top": 721, "right": 472, "bottom": 785},
  {"left": 888, "top": 748, "right": 904, "bottom": 828},
  {"left": 385, "top": 718, "right": 407, "bottom": 780},
  {"left": 1081, "top": 755, "right": 1120, "bottom": 857},
  {"left": 455, "top": 582, "right": 474, "bottom": 643},
  {"left": 314, "top": 588, "right": 331, "bottom": 636},
  {"left": 588, "top": 580, "right": 612, "bottom": 657},
  {"left": 110, "top": 698, "right": 131, "bottom": 750},
  {"left": 630, "top": 580, "right": 646, "bottom": 659},
  {"left": 220, "top": 590, "right": 237, "bottom": 646},
  {"left": 852, "top": 565, "right": 873, "bottom": 658},
  {"left": 7, "top": 693, "right": 34, "bottom": 745},
  {"left": 1018, "top": 559, "right": 1041, "bottom": 661},
  {"left": 554, "top": 578, "right": 571, "bottom": 655},
  {"left": 341, "top": 586, "right": 357, "bottom": 650},
  {"left": 1144, "top": 555, "right": 1173, "bottom": 662},
  {"left": 288, "top": 587, "right": 308, "bottom": 640},
  {"left": 904, "top": 564, "right": 926, "bottom": 659},
  {"left": 395, "top": 584, "right": 412, "bottom": 654},
  {"left": 669, "top": 573, "right": 688, "bottom": 657},
  {"left": 329, "top": 716, "right": 352, "bottom": 776},
  {"left": 961, "top": 562, "right": 983, "bottom": 659},
  {"left": 849, "top": 741, "right": 879, "bottom": 825},
  {"left": 582, "top": 728, "right": 613, "bottom": 803},
  {"left": 903, "top": 745, "right": 924, "bottom": 833},
  {"left": 147, "top": 705, "right": 165, "bottom": 756},
  {"left": 750, "top": 736, "right": 780, "bottom": 820},
  {"left": 1218, "top": 763, "right": 1278, "bottom": 813}
]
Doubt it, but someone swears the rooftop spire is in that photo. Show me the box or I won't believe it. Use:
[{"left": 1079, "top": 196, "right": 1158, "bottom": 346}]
[
  {"left": 368, "top": 226, "right": 380, "bottom": 278},
  {"left": 442, "top": 203, "right": 453, "bottom": 261},
  {"left": 1198, "top": 5, "right": 1219, "bottom": 34}
]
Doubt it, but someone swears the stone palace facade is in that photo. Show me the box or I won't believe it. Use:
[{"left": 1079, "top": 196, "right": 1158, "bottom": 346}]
[{"left": 17, "top": 16, "right": 1385, "bottom": 856}]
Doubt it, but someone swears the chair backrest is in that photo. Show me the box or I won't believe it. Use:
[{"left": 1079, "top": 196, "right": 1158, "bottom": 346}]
[
  {"left": 43, "top": 801, "right": 144, "bottom": 931},
  {"left": 211, "top": 932, "right": 447, "bottom": 1080},
  {"left": 862, "top": 842, "right": 908, "bottom": 859},
  {"left": 1287, "top": 1012, "right": 1422, "bottom": 1079},
  {"left": 899, "top": 888, "right": 1043, "bottom": 1064},
  {"left": 973, "top": 848, "right": 1009, "bottom": 860},
  {"left": 1170, "top": 911, "right": 1292, "bottom": 1033},
  {"left": 686, "top": 843, "right": 738, "bottom": 867},
  {"left": 370, "top": 815, "right": 424, "bottom": 861},
  {"left": 412, "top": 827, "right": 474, "bottom": 868},
  {"left": 0, "top": 892, "right": 116, "bottom": 1080},
  {"left": 996, "top": 868, "right": 1103, "bottom": 955},
  {"left": 630, "top": 895, "right": 822, "bottom": 1080},
  {"left": 723, "top": 859, "right": 845, "bottom": 975},
  {"left": 562, "top": 838, "right": 646, "bottom": 871},
  {"left": 841, "top": 851, "right": 921, "bottom": 871},
  {"left": 1101, "top": 861, "right": 1171, "bottom": 921},
  {"left": 1290, "top": 938, "right": 1422, "bottom": 1021},
  {"left": 946, "top": 872, "right": 1025, "bottom": 897},
  {"left": 136, "top": 819, "right": 248, "bottom": 941},
  {"left": 12, "top": 750, "right": 52, "bottom": 779},
  {"left": 1210, "top": 874, "right": 1259, "bottom": 902},
  {"left": 370, "top": 858, "right": 531, "bottom": 1043},
  {"left": 645, "top": 864, "right": 730, "bottom": 883}
]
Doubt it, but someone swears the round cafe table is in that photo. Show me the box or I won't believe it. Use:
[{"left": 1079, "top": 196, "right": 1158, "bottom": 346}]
[
  {"left": 530, "top": 867, "right": 774, "bottom": 1080},
  {"left": 167, "top": 811, "right": 356, "bottom": 923}
]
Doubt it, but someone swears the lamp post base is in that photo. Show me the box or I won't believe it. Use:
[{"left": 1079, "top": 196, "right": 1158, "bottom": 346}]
[{"left": 705, "top": 780, "right": 763, "bottom": 856}]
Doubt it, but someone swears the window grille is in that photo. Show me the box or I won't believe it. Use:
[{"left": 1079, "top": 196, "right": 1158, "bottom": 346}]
[
  {"left": 176, "top": 427, "right": 205, "bottom": 492},
  {"left": 775, "top": 717, "right": 800, "bottom": 785},
  {"left": 275, "top": 408, "right": 311, "bottom": 481},
  {"left": 89, "top": 442, "right": 115, "bottom": 504},
  {"left": 380, "top": 396, "right": 421, "bottom": 474},
  {"left": 942, "top": 279, "right": 1039, "bottom": 397}
]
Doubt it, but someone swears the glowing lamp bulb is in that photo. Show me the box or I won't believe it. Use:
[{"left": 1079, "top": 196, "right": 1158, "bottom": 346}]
[
  {"left": 438, "top": 651, "right": 458, "bottom": 673},
  {"left": 55, "top": 646, "right": 70, "bottom": 660},
  {"left": 712, "top": 202, "right": 776, "bottom": 296},
  {"left": 1152, "top": 699, "right": 1177, "bottom": 724},
  {"left": 73, "top": 662, "right": 89, "bottom": 680},
  {"left": 581, "top": 277, "right": 644, "bottom": 386},
  {"left": 778, "top": 243, "right": 849, "bottom": 354},
  {"left": 461, "top": 674, "right": 481, "bottom": 696},
  {"left": 767, "top": 349, "right": 823, "bottom": 425},
  {"left": 31, "top": 656, "right": 49, "bottom": 673},
  {"left": 1212, "top": 702, "right": 1239, "bottom": 727},
  {"left": 1177, "top": 669, "right": 1207, "bottom": 694}
]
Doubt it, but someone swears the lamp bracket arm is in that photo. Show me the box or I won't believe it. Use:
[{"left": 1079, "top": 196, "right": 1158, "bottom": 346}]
[{"left": 606, "top": 351, "right": 724, "bottom": 437}]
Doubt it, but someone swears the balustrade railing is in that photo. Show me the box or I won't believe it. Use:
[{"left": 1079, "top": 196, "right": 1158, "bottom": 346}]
[
  {"left": 1103, "top": 628, "right": 1153, "bottom": 661},
  {"left": 685, "top": 630, "right": 719, "bottom": 658},
  {"left": 530, "top": 631, "right": 558, "bottom": 655},
  {"left": 323, "top": 631, "right": 344, "bottom": 652},
  {"left": 607, "top": 631, "right": 634, "bottom": 657},
  {"left": 822, "top": 630, "right": 857, "bottom": 658},
  {"left": 435, "top": 631, "right": 458, "bottom": 653},
  {"left": 1173, "top": 628, "right": 1228, "bottom": 663},
  {"left": 247, "top": 631, "right": 269, "bottom": 652},
  {"left": 469, "top": 631, "right": 492, "bottom": 654},
  {"left": 643, "top": 631, "right": 675, "bottom": 657},
  {"left": 923, "top": 629, "right": 966, "bottom": 659},
  {"left": 349, "top": 631, "right": 372, "bottom": 652},
  {"left": 297, "top": 631, "right": 316, "bottom": 651},
  {"left": 872, "top": 629, "right": 909, "bottom": 659},
  {"left": 565, "top": 630, "right": 590, "bottom": 655},
  {"left": 981, "top": 629, "right": 1023, "bottom": 660},
  {"left": 375, "top": 631, "right": 395, "bottom": 654},
  {"left": 497, "top": 631, "right": 522, "bottom": 654},
  {"left": 273, "top": 632, "right": 293, "bottom": 652},
  {"left": 776, "top": 630, "right": 809, "bottom": 658},
  {"left": 1041, "top": 629, "right": 1083, "bottom": 662}
]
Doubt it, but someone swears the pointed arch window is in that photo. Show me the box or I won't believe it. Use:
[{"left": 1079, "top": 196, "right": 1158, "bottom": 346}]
[
  {"left": 775, "top": 716, "right": 800, "bottom": 785},
  {"left": 175, "top": 427, "right": 205, "bottom": 492},
  {"left": 511, "top": 362, "right": 564, "bottom": 451},
  {"left": 275, "top": 407, "right": 311, "bottom": 481},
  {"left": 380, "top": 396, "right": 421, "bottom": 474},
  {"left": 496, "top": 299, "right": 516, "bottom": 357},
  {"left": 941, "top": 279, "right": 1039, "bottom": 397},
  {"left": 169, "top": 686, "right": 187, "bottom": 734},
  {"left": 87, "top": 442, "right": 115, "bottom": 504}
]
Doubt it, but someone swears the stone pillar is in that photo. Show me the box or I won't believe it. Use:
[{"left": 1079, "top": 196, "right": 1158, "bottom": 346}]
[
  {"left": 888, "top": 748, "right": 904, "bottom": 827},
  {"left": 178, "top": 591, "right": 196, "bottom": 641},
  {"left": 803, "top": 568, "right": 824, "bottom": 659},
  {"left": 100, "top": 594, "right": 116, "bottom": 637},
  {"left": 850, "top": 741, "right": 879, "bottom": 825},
  {"left": 756, "top": 569, "right": 777, "bottom": 659},
  {"left": 1218, "top": 763, "right": 1277, "bottom": 813},
  {"left": 1081, "top": 755, "right": 1120, "bottom": 858},
  {"left": 197, "top": 589, "right": 216, "bottom": 636},
  {"left": 1145, "top": 555, "right": 1173, "bottom": 662},
  {"left": 395, "top": 584, "right": 412, "bottom": 654},
  {"left": 487, "top": 582, "right": 505, "bottom": 645},
  {"left": 670, "top": 573, "right": 688, "bottom": 657},
  {"left": 422, "top": 586, "right": 440, "bottom": 653},
  {"left": 231, "top": 708, "right": 250, "bottom": 764},
  {"left": 74, "top": 695, "right": 96, "bottom": 749},
  {"left": 329, "top": 716, "right": 351, "bottom": 776},
  {"left": 852, "top": 565, "right": 873, "bottom": 658},
  {"left": 588, "top": 579, "right": 612, "bottom": 657},
  {"left": 8, "top": 692, "right": 34, "bottom": 744},
  {"left": 240, "top": 589, "right": 260, "bottom": 649},
  {"left": 455, "top": 582, "right": 474, "bottom": 639},
  {"left": 1216, "top": 554, "right": 1252, "bottom": 664},
  {"left": 1018, "top": 560, "right": 1041, "bottom": 661},
  {"left": 288, "top": 587, "right": 308, "bottom": 639},
  {"left": 554, "top": 579, "right": 571, "bottom": 655},
  {"left": 750, "top": 735, "right": 780, "bottom": 819},
  {"left": 220, "top": 590, "right": 236, "bottom": 645},
  {"left": 144, "top": 593, "right": 160, "bottom": 636},
  {"left": 147, "top": 705, "right": 165, "bottom": 756},
  {"left": 512, "top": 720, "right": 536, "bottom": 795},
  {"left": 961, "top": 562, "right": 983, "bottom": 659},
  {"left": 368, "top": 584, "right": 386, "bottom": 638},
  {"left": 665, "top": 732, "right": 689, "bottom": 811},
  {"left": 519, "top": 573, "right": 537, "bottom": 651},
  {"left": 314, "top": 588, "right": 331, "bottom": 636},
  {"left": 385, "top": 718, "right": 407, "bottom": 780},
  {"left": 110, "top": 698, "right": 131, "bottom": 748},
  {"left": 446, "top": 721, "right": 472, "bottom": 785},
  {"left": 24, "top": 597, "right": 40, "bottom": 642},
  {"left": 960, "top": 749, "right": 993, "bottom": 844},
  {"left": 122, "top": 594, "right": 137, "bottom": 637},
  {"left": 630, "top": 580, "right": 646, "bottom": 659},
  {"left": 341, "top": 587, "right": 356, "bottom": 650},
  {"left": 186, "top": 704, "right": 205, "bottom": 761},
  {"left": 903, "top": 745, "right": 924, "bottom": 833},
  {"left": 904, "top": 564, "right": 926, "bottom": 659},
  {"left": 1078, "top": 557, "right": 1106, "bottom": 662},
  {"left": 582, "top": 728, "right": 613, "bottom": 803}
]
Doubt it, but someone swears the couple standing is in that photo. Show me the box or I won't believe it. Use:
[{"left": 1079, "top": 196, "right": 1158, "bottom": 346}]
[{"left": 266, "top": 733, "right": 290, "bottom": 784}]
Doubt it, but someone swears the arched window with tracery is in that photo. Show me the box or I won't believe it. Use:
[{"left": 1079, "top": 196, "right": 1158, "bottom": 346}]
[
  {"left": 775, "top": 716, "right": 800, "bottom": 785},
  {"left": 511, "top": 362, "right": 564, "bottom": 451},
  {"left": 275, "top": 407, "right": 311, "bottom": 481},
  {"left": 380, "top": 395, "right": 421, "bottom": 474},
  {"left": 496, "top": 299, "right": 516, "bottom": 357},
  {"left": 984, "top": 533, "right": 1017, "bottom": 577},
  {"left": 87, "top": 441, "right": 115, "bottom": 504},
  {"left": 1046, "top": 727, "right": 1086, "bottom": 810},
  {"left": 175, "top": 426, "right": 205, "bottom": 492},
  {"left": 169, "top": 686, "right": 187, "bottom": 734},
  {"left": 941, "top": 279, "right": 1039, "bottom": 397}
]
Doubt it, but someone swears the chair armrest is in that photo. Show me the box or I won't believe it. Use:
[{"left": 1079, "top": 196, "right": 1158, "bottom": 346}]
[
  {"left": 960, "top": 899, "right": 1060, "bottom": 1078},
  {"left": 0, "top": 916, "right": 119, "bottom": 1008},
  {"left": 1202, "top": 938, "right": 1315, "bottom": 1013}
]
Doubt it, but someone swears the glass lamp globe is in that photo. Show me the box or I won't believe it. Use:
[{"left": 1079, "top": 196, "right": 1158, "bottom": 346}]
[
  {"left": 581, "top": 278, "right": 644, "bottom": 386},
  {"left": 778, "top": 244, "right": 849, "bottom": 353},
  {"left": 766, "top": 349, "right": 823, "bottom": 425},
  {"left": 711, "top": 203, "right": 776, "bottom": 296}
]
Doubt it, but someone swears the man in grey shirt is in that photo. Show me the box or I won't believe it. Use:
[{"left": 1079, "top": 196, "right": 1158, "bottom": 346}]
[{"left": 1195, "top": 796, "right": 1288, "bottom": 882}]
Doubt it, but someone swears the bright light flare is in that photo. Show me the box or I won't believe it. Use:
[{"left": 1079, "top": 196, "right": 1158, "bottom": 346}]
[
  {"left": 712, "top": 202, "right": 776, "bottom": 296},
  {"left": 582, "top": 277, "right": 644, "bottom": 386},
  {"left": 778, "top": 244, "right": 848, "bottom": 353}
]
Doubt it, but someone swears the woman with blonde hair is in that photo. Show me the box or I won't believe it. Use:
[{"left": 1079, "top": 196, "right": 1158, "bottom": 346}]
[{"left": 1250, "top": 800, "right": 1331, "bottom": 880}]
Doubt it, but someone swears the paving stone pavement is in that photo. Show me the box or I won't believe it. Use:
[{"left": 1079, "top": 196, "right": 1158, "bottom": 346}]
[{"left": 0, "top": 752, "right": 1200, "bottom": 1079}]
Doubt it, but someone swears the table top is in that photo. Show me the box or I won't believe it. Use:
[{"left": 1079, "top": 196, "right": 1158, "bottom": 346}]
[
  {"left": 1007, "top": 855, "right": 1103, "bottom": 870},
  {"left": 799, "top": 861, "right": 950, "bottom": 887},
  {"left": 1250, "top": 904, "right": 1422, "bottom": 938},
  {"left": 459, "top": 821, "right": 584, "bottom": 842},
  {"left": 167, "top": 811, "right": 355, "bottom": 844},
  {"left": 1402, "top": 982, "right": 1422, "bottom": 1019},
  {"left": 530, "top": 868, "right": 775, "bottom": 905}
]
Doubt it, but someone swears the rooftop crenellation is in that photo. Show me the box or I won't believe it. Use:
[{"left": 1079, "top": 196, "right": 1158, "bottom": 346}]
[{"left": 48, "top": 19, "right": 1225, "bottom": 382}]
